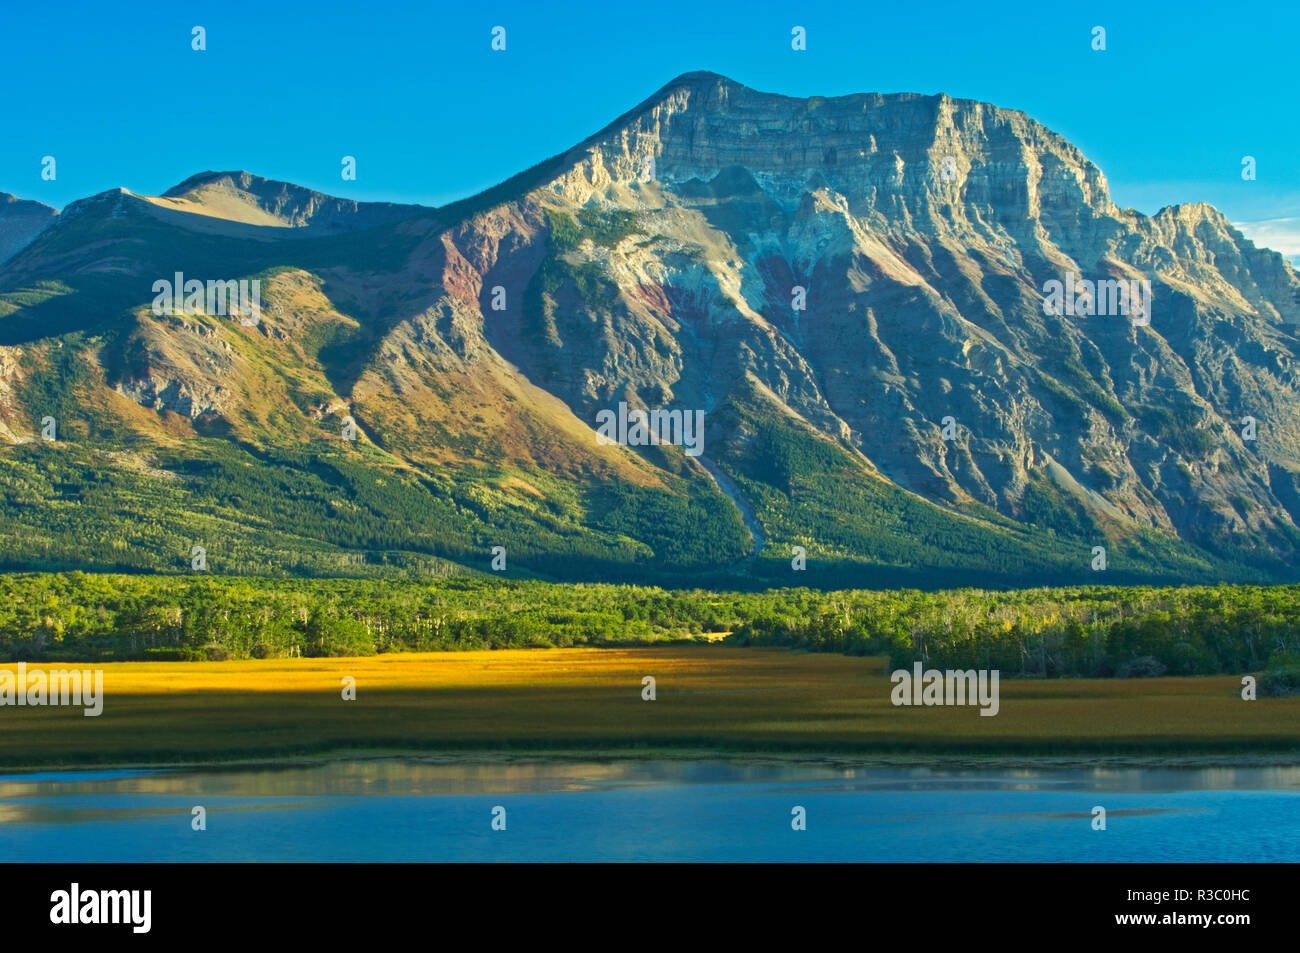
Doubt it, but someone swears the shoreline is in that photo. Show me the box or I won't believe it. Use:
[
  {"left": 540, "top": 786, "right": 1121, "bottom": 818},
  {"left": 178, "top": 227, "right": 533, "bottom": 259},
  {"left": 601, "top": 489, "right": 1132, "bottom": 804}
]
[{"left": 4, "top": 746, "right": 1300, "bottom": 776}]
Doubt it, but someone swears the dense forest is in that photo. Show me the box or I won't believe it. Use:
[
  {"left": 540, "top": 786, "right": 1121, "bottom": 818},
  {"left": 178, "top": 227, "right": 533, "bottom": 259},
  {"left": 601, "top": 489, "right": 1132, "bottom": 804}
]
[
  {"left": 2, "top": 572, "right": 1297, "bottom": 692},
  {"left": 0, "top": 437, "right": 751, "bottom": 580}
]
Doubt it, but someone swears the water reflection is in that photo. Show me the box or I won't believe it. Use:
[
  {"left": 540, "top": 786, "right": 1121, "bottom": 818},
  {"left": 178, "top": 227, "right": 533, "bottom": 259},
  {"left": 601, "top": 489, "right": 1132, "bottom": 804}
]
[
  {"left": 1, "top": 758, "right": 1296, "bottom": 861},
  {"left": 2, "top": 758, "right": 1298, "bottom": 804}
]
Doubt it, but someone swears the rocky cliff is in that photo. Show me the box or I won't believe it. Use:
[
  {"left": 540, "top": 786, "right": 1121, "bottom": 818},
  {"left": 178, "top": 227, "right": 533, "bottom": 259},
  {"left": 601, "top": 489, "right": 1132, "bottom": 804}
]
[{"left": 1, "top": 72, "right": 1298, "bottom": 584}]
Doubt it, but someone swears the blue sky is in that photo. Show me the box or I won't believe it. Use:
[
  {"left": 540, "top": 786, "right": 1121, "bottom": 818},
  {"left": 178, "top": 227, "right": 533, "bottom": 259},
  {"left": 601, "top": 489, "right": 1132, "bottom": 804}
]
[{"left": 4, "top": 0, "right": 1297, "bottom": 256}]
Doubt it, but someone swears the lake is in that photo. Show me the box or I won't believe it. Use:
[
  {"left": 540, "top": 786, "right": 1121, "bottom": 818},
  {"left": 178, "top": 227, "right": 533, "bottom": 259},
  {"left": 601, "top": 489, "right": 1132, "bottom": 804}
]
[{"left": 2, "top": 758, "right": 1297, "bottom": 861}]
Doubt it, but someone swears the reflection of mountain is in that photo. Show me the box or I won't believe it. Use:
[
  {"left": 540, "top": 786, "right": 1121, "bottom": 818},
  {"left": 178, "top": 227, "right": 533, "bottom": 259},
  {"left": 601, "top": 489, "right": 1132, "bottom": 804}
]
[{"left": 2, "top": 72, "right": 1299, "bottom": 586}]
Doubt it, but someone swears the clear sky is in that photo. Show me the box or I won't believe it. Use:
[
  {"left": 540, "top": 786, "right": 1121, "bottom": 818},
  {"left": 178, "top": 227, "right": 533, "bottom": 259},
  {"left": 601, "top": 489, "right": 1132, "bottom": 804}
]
[{"left": 4, "top": 0, "right": 1297, "bottom": 257}]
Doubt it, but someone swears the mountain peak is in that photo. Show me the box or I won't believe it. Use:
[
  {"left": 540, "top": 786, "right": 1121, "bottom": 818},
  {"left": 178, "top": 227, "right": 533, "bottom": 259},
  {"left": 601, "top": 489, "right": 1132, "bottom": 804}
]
[
  {"left": 520, "top": 70, "right": 1116, "bottom": 231},
  {"left": 163, "top": 170, "right": 317, "bottom": 201},
  {"left": 661, "top": 69, "right": 738, "bottom": 89},
  {"left": 1154, "top": 201, "right": 1228, "bottom": 223},
  {"left": 3, "top": 76, "right": 1300, "bottom": 585},
  {"left": 0, "top": 191, "right": 60, "bottom": 264},
  {"left": 163, "top": 170, "right": 249, "bottom": 196},
  {"left": 148, "top": 170, "right": 428, "bottom": 234},
  {"left": 1, "top": 192, "right": 58, "bottom": 212}
]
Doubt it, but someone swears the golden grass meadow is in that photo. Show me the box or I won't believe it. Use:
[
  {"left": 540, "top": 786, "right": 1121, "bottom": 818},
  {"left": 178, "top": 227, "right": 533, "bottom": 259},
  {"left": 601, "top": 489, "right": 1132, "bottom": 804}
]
[{"left": 2, "top": 645, "right": 1297, "bottom": 768}]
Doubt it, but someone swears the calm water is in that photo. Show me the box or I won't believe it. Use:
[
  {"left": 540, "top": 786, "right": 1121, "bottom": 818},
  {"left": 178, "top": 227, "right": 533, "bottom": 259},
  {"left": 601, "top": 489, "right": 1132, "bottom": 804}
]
[{"left": 2, "top": 759, "right": 1298, "bottom": 861}]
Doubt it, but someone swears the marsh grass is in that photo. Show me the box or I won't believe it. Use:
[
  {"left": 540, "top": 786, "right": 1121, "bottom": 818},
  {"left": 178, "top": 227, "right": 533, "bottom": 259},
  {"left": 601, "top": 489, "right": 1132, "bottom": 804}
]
[{"left": 2, "top": 646, "right": 1296, "bottom": 767}]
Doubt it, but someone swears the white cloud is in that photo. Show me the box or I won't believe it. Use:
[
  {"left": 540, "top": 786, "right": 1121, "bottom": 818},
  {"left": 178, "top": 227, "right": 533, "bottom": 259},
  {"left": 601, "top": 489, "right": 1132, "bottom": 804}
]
[{"left": 1233, "top": 217, "right": 1300, "bottom": 264}]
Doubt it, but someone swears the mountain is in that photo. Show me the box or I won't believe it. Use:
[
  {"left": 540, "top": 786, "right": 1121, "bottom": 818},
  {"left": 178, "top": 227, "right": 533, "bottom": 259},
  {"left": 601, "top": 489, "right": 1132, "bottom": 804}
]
[
  {"left": 150, "top": 171, "right": 427, "bottom": 234},
  {"left": 2, "top": 71, "right": 1299, "bottom": 587},
  {"left": 0, "top": 194, "right": 58, "bottom": 265}
]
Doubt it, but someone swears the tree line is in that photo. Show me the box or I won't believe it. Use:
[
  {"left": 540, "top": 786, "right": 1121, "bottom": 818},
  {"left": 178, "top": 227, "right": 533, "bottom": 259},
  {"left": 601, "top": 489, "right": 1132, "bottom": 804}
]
[{"left": 1, "top": 573, "right": 1298, "bottom": 690}]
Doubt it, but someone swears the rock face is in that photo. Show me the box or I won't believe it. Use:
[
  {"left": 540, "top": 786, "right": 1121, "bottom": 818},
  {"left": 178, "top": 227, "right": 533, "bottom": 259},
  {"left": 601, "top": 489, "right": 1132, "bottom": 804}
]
[
  {"left": 425, "top": 71, "right": 1300, "bottom": 552},
  {"left": 2, "top": 71, "right": 1300, "bottom": 582},
  {"left": 0, "top": 194, "right": 57, "bottom": 265}
]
